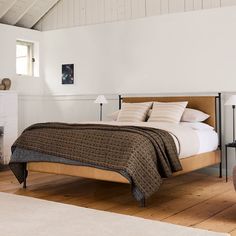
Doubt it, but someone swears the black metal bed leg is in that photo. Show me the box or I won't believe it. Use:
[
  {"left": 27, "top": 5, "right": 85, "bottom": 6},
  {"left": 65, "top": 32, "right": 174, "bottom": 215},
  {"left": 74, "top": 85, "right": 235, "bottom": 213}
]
[
  {"left": 140, "top": 198, "right": 146, "bottom": 207},
  {"left": 219, "top": 146, "right": 222, "bottom": 178},
  {"left": 219, "top": 162, "right": 222, "bottom": 178},
  {"left": 23, "top": 163, "right": 27, "bottom": 189},
  {"left": 218, "top": 93, "right": 222, "bottom": 179}
]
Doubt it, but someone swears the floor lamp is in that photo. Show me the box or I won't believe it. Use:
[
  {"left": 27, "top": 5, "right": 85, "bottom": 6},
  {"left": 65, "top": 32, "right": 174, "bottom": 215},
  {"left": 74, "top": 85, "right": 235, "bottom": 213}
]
[
  {"left": 94, "top": 95, "right": 108, "bottom": 121},
  {"left": 225, "top": 95, "right": 236, "bottom": 142}
]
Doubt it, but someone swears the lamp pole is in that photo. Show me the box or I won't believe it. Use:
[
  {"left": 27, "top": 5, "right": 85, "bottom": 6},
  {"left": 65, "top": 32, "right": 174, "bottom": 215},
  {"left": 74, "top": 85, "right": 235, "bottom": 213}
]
[
  {"left": 233, "top": 105, "right": 235, "bottom": 142},
  {"left": 94, "top": 95, "right": 107, "bottom": 121},
  {"left": 100, "top": 103, "right": 103, "bottom": 121}
]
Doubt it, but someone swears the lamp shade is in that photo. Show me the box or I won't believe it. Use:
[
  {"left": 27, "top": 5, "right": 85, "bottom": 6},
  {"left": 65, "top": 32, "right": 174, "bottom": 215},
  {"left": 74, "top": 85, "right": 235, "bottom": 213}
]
[
  {"left": 225, "top": 95, "right": 236, "bottom": 106},
  {"left": 94, "top": 95, "right": 108, "bottom": 104}
]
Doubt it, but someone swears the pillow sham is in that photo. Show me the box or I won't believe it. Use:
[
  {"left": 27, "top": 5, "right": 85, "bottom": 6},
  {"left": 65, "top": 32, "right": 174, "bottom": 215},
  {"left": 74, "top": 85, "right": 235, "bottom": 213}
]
[
  {"left": 117, "top": 102, "right": 152, "bottom": 122},
  {"left": 181, "top": 108, "right": 209, "bottom": 122},
  {"left": 107, "top": 110, "right": 120, "bottom": 121},
  {"left": 148, "top": 101, "right": 188, "bottom": 124},
  {"left": 180, "top": 122, "right": 214, "bottom": 131}
]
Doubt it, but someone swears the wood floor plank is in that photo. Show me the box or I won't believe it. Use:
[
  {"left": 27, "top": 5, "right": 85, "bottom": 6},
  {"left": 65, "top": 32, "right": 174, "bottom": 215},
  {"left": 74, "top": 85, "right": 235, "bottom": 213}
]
[
  {"left": 230, "top": 228, "right": 236, "bottom": 236},
  {"left": 132, "top": 179, "right": 233, "bottom": 220},
  {"left": 194, "top": 204, "right": 236, "bottom": 233},
  {"left": 83, "top": 173, "right": 223, "bottom": 213},
  {"left": 0, "top": 170, "right": 235, "bottom": 235},
  {"left": 164, "top": 189, "right": 236, "bottom": 227}
]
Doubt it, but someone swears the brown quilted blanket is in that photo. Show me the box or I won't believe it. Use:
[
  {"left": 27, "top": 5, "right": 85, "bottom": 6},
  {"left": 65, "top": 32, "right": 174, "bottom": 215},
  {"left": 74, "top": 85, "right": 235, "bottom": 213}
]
[{"left": 10, "top": 123, "right": 182, "bottom": 201}]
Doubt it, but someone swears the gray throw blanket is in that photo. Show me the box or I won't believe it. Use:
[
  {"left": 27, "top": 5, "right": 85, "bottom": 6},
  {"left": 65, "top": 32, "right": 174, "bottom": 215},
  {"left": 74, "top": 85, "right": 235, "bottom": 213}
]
[{"left": 10, "top": 123, "right": 182, "bottom": 201}]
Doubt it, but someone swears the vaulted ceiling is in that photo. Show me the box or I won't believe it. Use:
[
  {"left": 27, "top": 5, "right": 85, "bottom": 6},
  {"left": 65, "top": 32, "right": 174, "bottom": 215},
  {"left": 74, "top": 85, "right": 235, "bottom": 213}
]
[
  {"left": 2, "top": 0, "right": 236, "bottom": 31},
  {"left": 0, "top": 0, "right": 59, "bottom": 29}
]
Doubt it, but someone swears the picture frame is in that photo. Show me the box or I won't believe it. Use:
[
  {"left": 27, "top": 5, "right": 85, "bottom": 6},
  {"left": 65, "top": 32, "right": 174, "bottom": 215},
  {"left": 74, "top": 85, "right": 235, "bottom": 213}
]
[{"left": 62, "top": 64, "right": 74, "bottom": 84}]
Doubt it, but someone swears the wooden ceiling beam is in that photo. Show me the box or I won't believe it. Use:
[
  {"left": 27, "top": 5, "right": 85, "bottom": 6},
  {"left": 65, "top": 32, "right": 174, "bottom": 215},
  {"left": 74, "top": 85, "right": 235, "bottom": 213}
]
[
  {"left": 0, "top": 0, "right": 17, "bottom": 19},
  {"left": 10, "top": 0, "right": 38, "bottom": 25},
  {"left": 17, "top": 0, "right": 60, "bottom": 29}
]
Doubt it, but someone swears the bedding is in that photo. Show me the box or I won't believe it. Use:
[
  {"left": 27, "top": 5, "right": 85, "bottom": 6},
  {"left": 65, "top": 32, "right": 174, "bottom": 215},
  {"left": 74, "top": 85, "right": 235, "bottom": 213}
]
[
  {"left": 10, "top": 122, "right": 181, "bottom": 201},
  {"left": 117, "top": 102, "right": 152, "bottom": 122},
  {"left": 109, "top": 108, "right": 210, "bottom": 123},
  {"left": 83, "top": 121, "right": 218, "bottom": 158},
  {"left": 180, "top": 122, "right": 214, "bottom": 131},
  {"left": 107, "top": 110, "right": 120, "bottom": 121},
  {"left": 148, "top": 102, "right": 188, "bottom": 123},
  {"left": 195, "top": 129, "right": 218, "bottom": 154},
  {"left": 181, "top": 108, "right": 210, "bottom": 122}
]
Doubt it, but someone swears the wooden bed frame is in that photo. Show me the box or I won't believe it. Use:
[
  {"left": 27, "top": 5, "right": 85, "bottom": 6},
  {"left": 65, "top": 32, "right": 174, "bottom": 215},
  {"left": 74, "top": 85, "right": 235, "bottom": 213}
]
[{"left": 25, "top": 93, "right": 222, "bottom": 206}]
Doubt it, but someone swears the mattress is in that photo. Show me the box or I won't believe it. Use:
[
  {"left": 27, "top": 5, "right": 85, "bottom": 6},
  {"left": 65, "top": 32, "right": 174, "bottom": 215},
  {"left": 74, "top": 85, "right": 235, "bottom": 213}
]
[
  {"left": 195, "top": 129, "right": 218, "bottom": 156},
  {"left": 82, "top": 121, "right": 218, "bottom": 159}
]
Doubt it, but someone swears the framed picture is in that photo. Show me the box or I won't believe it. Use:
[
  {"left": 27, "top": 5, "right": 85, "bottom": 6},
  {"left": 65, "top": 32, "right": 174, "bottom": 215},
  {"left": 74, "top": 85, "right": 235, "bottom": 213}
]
[{"left": 62, "top": 64, "right": 74, "bottom": 84}]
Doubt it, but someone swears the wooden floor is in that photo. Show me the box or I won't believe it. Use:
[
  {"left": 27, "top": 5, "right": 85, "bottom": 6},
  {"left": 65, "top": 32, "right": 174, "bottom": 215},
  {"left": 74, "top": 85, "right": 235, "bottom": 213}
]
[{"left": 1, "top": 170, "right": 236, "bottom": 235}]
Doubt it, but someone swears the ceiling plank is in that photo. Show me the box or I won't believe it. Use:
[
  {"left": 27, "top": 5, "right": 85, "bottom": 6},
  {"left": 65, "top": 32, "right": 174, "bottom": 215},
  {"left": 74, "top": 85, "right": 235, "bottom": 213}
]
[
  {"left": 1, "top": 0, "right": 38, "bottom": 25},
  {"left": 0, "top": 0, "right": 17, "bottom": 19},
  {"left": 10, "top": 0, "right": 38, "bottom": 25},
  {"left": 17, "top": 0, "right": 60, "bottom": 29}
]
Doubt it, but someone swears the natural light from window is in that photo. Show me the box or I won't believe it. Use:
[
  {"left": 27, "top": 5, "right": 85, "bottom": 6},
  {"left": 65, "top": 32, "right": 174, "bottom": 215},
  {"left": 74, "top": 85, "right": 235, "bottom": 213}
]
[{"left": 16, "top": 40, "right": 33, "bottom": 76}]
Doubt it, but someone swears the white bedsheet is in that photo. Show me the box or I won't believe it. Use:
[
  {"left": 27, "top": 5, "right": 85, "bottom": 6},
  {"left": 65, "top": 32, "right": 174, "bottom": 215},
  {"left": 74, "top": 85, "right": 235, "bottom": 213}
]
[
  {"left": 80, "top": 121, "right": 218, "bottom": 159},
  {"left": 195, "top": 129, "right": 218, "bottom": 155}
]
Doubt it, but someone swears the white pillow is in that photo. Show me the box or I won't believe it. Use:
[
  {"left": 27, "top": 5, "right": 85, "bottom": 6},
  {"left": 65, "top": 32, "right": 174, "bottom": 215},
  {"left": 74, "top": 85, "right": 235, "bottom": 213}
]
[
  {"left": 148, "top": 102, "right": 188, "bottom": 124},
  {"left": 107, "top": 110, "right": 120, "bottom": 121},
  {"left": 181, "top": 108, "right": 209, "bottom": 122},
  {"left": 180, "top": 122, "right": 214, "bottom": 131},
  {"left": 117, "top": 102, "right": 152, "bottom": 122}
]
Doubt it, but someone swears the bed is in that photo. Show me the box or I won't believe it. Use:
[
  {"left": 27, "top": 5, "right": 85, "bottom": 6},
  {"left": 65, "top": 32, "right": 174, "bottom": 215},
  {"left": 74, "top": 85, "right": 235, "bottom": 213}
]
[
  {"left": 9, "top": 94, "right": 222, "bottom": 207},
  {"left": 118, "top": 94, "right": 222, "bottom": 176}
]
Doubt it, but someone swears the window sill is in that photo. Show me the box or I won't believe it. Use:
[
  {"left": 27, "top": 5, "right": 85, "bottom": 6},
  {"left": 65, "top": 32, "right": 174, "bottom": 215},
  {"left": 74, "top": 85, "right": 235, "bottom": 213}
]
[{"left": 16, "top": 74, "right": 40, "bottom": 79}]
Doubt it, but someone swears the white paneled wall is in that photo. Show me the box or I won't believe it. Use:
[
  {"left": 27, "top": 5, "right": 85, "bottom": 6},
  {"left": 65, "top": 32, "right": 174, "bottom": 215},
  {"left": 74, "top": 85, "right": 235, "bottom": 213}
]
[
  {"left": 34, "top": 0, "right": 236, "bottom": 31},
  {"left": 168, "top": 0, "right": 185, "bottom": 13},
  {"left": 193, "top": 0, "right": 203, "bottom": 10},
  {"left": 203, "top": 0, "right": 221, "bottom": 9},
  {"left": 18, "top": 95, "right": 118, "bottom": 133}
]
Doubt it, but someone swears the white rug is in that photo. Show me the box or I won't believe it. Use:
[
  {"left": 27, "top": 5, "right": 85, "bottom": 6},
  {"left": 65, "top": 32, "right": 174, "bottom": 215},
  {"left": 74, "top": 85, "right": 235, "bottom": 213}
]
[{"left": 0, "top": 192, "right": 229, "bottom": 236}]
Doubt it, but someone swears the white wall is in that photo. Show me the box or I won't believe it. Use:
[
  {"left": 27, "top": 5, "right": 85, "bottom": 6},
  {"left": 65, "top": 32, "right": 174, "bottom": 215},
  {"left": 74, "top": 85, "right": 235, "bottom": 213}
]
[
  {"left": 42, "top": 7, "right": 236, "bottom": 95},
  {"left": 18, "top": 94, "right": 118, "bottom": 133},
  {"left": 0, "top": 23, "right": 46, "bottom": 161},
  {"left": 34, "top": 0, "right": 236, "bottom": 31},
  {"left": 0, "top": 23, "right": 44, "bottom": 95}
]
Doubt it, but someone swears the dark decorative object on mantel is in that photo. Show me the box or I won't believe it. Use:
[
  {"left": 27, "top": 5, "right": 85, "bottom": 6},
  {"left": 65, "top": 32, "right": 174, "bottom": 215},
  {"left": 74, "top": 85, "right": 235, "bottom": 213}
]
[
  {"left": 0, "top": 78, "right": 11, "bottom": 90},
  {"left": 62, "top": 64, "right": 74, "bottom": 84}
]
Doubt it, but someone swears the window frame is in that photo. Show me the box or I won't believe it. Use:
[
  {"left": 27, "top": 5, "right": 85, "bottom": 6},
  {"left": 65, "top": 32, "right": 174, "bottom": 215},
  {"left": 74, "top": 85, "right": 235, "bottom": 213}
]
[{"left": 16, "top": 40, "right": 34, "bottom": 76}]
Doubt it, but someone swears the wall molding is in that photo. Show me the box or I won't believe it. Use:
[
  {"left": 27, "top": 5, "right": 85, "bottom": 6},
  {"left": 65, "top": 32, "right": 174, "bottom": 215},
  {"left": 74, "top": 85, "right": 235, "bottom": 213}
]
[
  {"left": 19, "top": 94, "right": 119, "bottom": 101},
  {"left": 19, "top": 91, "right": 225, "bottom": 101}
]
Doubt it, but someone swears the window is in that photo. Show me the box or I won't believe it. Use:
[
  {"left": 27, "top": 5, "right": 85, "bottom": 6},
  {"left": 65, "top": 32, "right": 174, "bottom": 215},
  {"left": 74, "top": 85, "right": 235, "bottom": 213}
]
[{"left": 16, "top": 40, "right": 34, "bottom": 76}]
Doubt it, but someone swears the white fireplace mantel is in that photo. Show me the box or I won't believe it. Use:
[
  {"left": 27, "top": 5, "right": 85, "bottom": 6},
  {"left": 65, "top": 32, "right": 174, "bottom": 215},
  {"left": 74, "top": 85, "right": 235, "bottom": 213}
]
[{"left": 0, "top": 91, "right": 18, "bottom": 164}]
